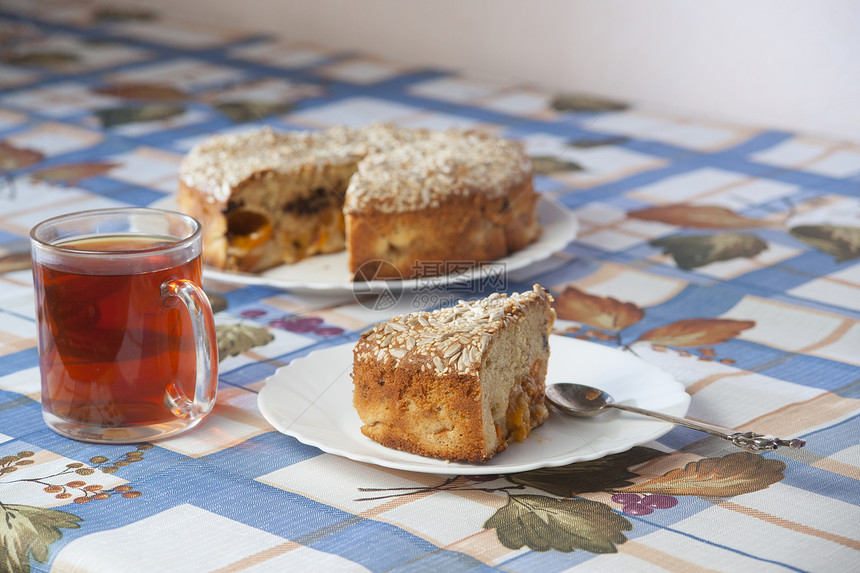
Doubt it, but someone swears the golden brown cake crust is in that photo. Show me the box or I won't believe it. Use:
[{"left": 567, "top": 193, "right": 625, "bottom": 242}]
[
  {"left": 352, "top": 285, "right": 555, "bottom": 463},
  {"left": 346, "top": 180, "right": 539, "bottom": 280}
]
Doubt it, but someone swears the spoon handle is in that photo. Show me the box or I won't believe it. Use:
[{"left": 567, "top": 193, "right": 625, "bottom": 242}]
[{"left": 609, "top": 404, "right": 805, "bottom": 452}]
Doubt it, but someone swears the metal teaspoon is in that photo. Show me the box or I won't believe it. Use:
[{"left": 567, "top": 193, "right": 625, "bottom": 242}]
[{"left": 545, "top": 383, "right": 806, "bottom": 452}]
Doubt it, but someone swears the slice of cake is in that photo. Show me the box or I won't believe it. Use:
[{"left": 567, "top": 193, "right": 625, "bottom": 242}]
[{"left": 352, "top": 285, "right": 555, "bottom": 462}]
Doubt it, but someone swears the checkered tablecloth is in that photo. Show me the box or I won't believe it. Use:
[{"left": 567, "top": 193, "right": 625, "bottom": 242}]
[{"left": 1, "top": 3, "right": 858, "bottom": 572}]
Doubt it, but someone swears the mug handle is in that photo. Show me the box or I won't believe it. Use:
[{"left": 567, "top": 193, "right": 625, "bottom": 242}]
[{"left": 161, "top": 279, "right": 218, "bottom": 420}]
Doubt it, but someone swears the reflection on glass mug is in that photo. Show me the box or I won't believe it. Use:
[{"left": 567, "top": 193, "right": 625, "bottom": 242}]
[{"left": 30, "top": 208, "right": 218, "bottom": 443}]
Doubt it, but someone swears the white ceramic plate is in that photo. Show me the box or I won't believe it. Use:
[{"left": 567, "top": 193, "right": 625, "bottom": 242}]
[
  {"left": 151, "top": 196, "right": 577, "bottom": 292},
  {"left": 257, "top": 335, "right": 689, "bottom": 475}
]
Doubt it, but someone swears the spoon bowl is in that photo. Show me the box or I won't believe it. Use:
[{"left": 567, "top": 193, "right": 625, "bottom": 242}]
[
  {"left": 545, "top": 383, "right": 617, "bottom": 417},
  {"left": 545, "top": 382, "right": 806, "bottom": 452}
]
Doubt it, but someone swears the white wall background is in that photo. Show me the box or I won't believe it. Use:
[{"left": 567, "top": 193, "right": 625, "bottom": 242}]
[{"left": 119, "top": 0, "right": 860, "bottom": 142}]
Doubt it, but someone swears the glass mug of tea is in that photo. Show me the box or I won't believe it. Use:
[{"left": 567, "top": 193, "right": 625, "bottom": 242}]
[{"left": 30, "top": 208, "right": 218, "bottom": 443}]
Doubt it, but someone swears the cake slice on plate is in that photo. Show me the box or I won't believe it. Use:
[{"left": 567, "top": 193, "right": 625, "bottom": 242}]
[{"left": 352, "top": 284, "right": 555, "bottom": 462}]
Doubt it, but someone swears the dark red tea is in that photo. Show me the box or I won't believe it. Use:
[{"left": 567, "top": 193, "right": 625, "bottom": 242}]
[{"left": 33, "top": 234, "right": 202, "bottom": 427}]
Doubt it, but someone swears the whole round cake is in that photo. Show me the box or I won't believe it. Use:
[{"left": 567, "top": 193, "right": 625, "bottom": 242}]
[{"left": 177, "top": 124, "right": 541, "bottom": 280}]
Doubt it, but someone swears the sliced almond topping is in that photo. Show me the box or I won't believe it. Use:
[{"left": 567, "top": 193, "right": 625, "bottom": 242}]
[{"left": 443, "top": 342, "right": 462, "bottom": 358}]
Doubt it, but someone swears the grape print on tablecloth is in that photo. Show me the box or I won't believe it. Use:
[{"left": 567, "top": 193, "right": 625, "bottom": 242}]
[{"left": 239, "top": 308, "right": 346, "bottom": 337}]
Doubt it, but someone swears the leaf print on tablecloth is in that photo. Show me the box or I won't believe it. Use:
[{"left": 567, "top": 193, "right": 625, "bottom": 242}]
[
  {"left": 93, "top": 83, "right": 188, "bottom": 101},
  {"left": 530, "top": 156, "right": 583, "bottom": 174},
  {"left": 205, "top": 291, "right": 228, "bottom": 314},
  {"left": 636, "top": 318, "right": 754, "bottom": 347},
  {"left": 92, "top": 6, "right": 157, "bottom": 22},
  {"left": 2, "top": 51, "right": 79, "bottom": 68},
  {"left": 551, "top": 93, "right": 628, "bottom": 112},
  {"left": 215, "top": 101, "right": 293, "bottom": 123},
  {"left": 630, "top": 204, "right": 766, "bottom": 228},
  {"left": 617, "top": 452, "right": 786, "bottom": 497},
  {"left": 31, "top": 162, "right": 120, "bottom": 185},
  {"left": 0, "top": 503, "right": 82, "bottom": 573},
  {"left": 216, "top": 323, "right": 274, "bottom": 361},
  {"left": 0, "top": 142, "right": 44, "bottom": 173},
  {"left": 552, "top": 286, "right": 644, "bottom": 332},
  {"left": 651, "top": 233, "right": 768, "bottom": 269},
  {"left": 790, "top": 225, "right": 860, "bottom": 262},
  {"left": 507, "top": 446, "right": 665, "bottom": 497},
  {"left": 570, "top": 136, "right": 630, "bottom": 149},
  {"left": 95, "top": 104, "right": 186, "bottom": 128},
  {"left": 0, "top": 252, "right": 31, "bottom": 274},
  {"left": 484, "top": 494, "right": 632, "bottom": 553}
]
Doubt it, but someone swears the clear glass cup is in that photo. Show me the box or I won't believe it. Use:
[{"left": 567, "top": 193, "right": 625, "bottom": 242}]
[{"left": 30, "top": 208, "right": 218, "bottom": 443}]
